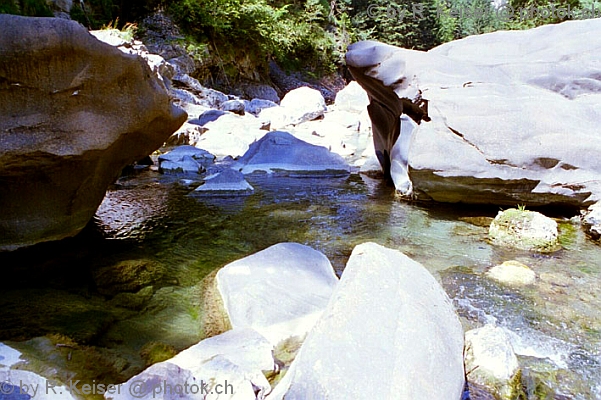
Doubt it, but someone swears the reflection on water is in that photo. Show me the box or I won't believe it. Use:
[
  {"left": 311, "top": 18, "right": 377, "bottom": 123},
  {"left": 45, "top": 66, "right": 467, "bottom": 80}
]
[{"left": 0, "top": 170, "right": 600, "bottom": 398}]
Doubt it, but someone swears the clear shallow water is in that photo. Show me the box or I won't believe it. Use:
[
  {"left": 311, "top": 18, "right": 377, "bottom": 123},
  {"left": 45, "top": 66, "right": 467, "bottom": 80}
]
[{"left": 1, "top": 169, "right": 600, "bottom": 399}]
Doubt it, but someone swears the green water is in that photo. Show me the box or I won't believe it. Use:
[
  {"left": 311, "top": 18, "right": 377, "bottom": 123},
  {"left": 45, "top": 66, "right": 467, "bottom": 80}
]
[{"left": 1, "top": 170, "right": 600, "bottom": 399}]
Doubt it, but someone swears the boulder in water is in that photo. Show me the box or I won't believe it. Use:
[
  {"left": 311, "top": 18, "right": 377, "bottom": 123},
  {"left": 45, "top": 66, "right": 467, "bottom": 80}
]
[
  {"left": 269, "top": 242, "right": 465, "bottom": 399},
  {"left": 236, "top": 131, "right": 350, "bottom": 176}
]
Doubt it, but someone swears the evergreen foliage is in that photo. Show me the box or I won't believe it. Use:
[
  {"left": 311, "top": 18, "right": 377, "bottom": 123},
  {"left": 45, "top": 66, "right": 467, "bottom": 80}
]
[
  {"left": 0, "top": 0, "right": 589, "bottom": 80},
  {"left": 0, "top": 0, "right": 52, "bottom": 16}
]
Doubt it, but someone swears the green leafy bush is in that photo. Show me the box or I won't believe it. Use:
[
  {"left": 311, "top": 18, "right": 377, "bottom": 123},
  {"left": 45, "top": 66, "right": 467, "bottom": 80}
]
[
  {"left": 167, "top": 0, "right": 339, "bottom": 75},
  {"left": 0, "top": 0, "right": 53, "bottom": 16}
]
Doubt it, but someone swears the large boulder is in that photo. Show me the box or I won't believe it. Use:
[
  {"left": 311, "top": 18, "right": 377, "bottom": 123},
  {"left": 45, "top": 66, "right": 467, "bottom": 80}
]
[
  {"left": 346, "top": 20, "right": 601, "bottom": 206},
  {"left": 216, "top": 243, "right": 338, "bottom": 346},
  {"left": 236, "top": 131, "right": 350, "bottom": 176},
  {"left": 269, "top": 242, "right": 465, "bottom": 400},
  {"left": 0, "top": 15, "right": 186, "bottom": 251}
]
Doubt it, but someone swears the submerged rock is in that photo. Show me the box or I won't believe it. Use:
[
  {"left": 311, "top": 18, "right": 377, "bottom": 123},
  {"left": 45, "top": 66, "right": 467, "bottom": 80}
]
[
  {"left": 236, "top": 131, "right": 350, "bottom": 176},
  {"left": 0, "top": 369, "right": 77, "bottom": 400},
  {"left": 269, "top": 242, "right": 465, "bottom": 399},
  {"left": 486, "top": 260, "right": 536, "bottom": 286},
  {"left": 0, "top": 15, "right": 186, "bottom": 251},
  {"left": 464, "top": 325, "right": 521, "bottom": 400},
  {"left": 91, "top": 259, "right": 165, "bottom": 297},
  {"left": 489, "top": 208, "right": 559, "bottom": 252},
  {"left": 217, "top": 243, "right": 338, "bottom": 346}
]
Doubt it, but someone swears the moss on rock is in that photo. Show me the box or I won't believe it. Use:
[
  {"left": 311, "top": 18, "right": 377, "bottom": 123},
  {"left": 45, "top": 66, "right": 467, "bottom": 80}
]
[
  {"left": 140, "top": 341, "right": 178, "bottom": 367},
  {"left": 91, "top": 258, "right": 166, "bottom": 297},
  {"left": 489, "top": 208, "right": 559, "bottom": 252}
]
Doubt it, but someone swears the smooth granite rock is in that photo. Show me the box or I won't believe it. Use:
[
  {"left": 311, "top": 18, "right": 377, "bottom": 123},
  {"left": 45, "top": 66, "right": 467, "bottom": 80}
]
[
  {"left": 217, "top": 243, "right": 338, "bottom": 346},
  {"left": 269, "top": 242, "right": 465, "bottom": 400}
]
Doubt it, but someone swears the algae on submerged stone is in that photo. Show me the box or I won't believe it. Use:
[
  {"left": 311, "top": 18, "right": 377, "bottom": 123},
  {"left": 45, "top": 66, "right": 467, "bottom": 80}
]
[{"left": 489, "top": 208, "right": 560, "bottom": 252}]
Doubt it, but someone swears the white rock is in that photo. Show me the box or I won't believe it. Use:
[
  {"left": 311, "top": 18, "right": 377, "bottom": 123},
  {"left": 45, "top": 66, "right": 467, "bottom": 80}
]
[
  {"left": 288, "top": 120, "right": 358, "bottom": 158},
  {"left": 276, "top": 87, "right": 326, "bottom": 127},
  {"left": 235, "top": 131, "right": 350, "bottom": 176},
  {"left": 0, "top": 369, "right": 77, "bottom": 399},
  {"left": 90, "top": 29, "right": 128, "bottom": 47},
  {"left": 166, "top": 122, "right": 205, "bottom": 146},
  {"left": 465, "top": 324, "right": 521, "bottom": 400},
  {"left": 359, "top": 155, "right": 383, "bottom": 175},
  {"left": 334, "top": 81, "right": 369, "bottom": 113},
  {"left": 346, "top": 20, "right": 601, "bottom": 206},
  {"left": 323, "top": 109, "right": 361, "bottom": 130},
  {"left": 390, "top": 115, "right": 417, "bottom": 196},
  {"left": 489, "top": 208, "right": 559, "bottom": 252},
  {"left": 106, "top": 328, "right": 274, "bottom": 400},
  {"left": 583, "top": 201, "right": 601, "bottom": 238},
  {"left": 243, "top": 99, "right": 278, "bottom": 116},
  {"left": 193, "top": 112, "right": 266, "bottom": 158},
  {"left": 0, "top": 342, "right": 22, "bottom": 369},
  {"left": 269, "top": 242, "right": 465, "bottom": 400},
  {"left": 221, "top": 100, "right": 245, "bottom": 115},
  {"left": 217, "top": 243, "right": 338, "bottom": 346},
  {"left": 486, "top": 260, "right": 536, "bottom": 286}
]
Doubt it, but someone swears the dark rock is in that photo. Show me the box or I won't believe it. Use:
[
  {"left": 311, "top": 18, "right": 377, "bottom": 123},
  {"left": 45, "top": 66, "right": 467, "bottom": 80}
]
[
  {"left": 240, "top": 82, "right": 280, "bottom": 103},
  {"left": 244, "top": 99, "right": 278, "bottom": 116},
  {"left": 221, "top": 99, "right": 245, "bottom": 115},
  {"left": 172, "top": 74, "right": 228, "bottom": 108},
  {"left": 0, "top": 15, "right": 186, "bottom": 251},
  {"left": 189, "top": 110, "right": 227, "bottom": 126},
  {"left": 158, "top": 145, "right": 215, "bottom": 174}
]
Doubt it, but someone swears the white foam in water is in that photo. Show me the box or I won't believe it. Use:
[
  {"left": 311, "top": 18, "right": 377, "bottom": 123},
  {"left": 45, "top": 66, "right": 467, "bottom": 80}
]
[
  {"left": 455, "top": 297, "right": 498, "bottom": 325},
  {"left": 502, "top": 327, "right": 573, "bottom": 369},
  {"left": 0, "top": 343, "right": 22, "bottom": 369}
]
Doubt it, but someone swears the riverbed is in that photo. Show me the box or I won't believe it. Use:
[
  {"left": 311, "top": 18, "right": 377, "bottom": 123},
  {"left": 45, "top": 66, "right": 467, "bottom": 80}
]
[{"left": 1, "top": 169, "right": 599, "bottom": 399}]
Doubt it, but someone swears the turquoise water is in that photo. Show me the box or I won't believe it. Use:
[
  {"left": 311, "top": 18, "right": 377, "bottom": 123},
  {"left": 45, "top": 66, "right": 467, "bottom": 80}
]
[{"left": 1, "top": 170, "right": 600, "bottom": 398}]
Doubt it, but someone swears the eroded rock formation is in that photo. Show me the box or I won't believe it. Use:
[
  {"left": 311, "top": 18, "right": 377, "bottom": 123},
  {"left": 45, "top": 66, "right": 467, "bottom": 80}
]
[{"left": 346, "top": 20, "right": 601, "bottom": 206}]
